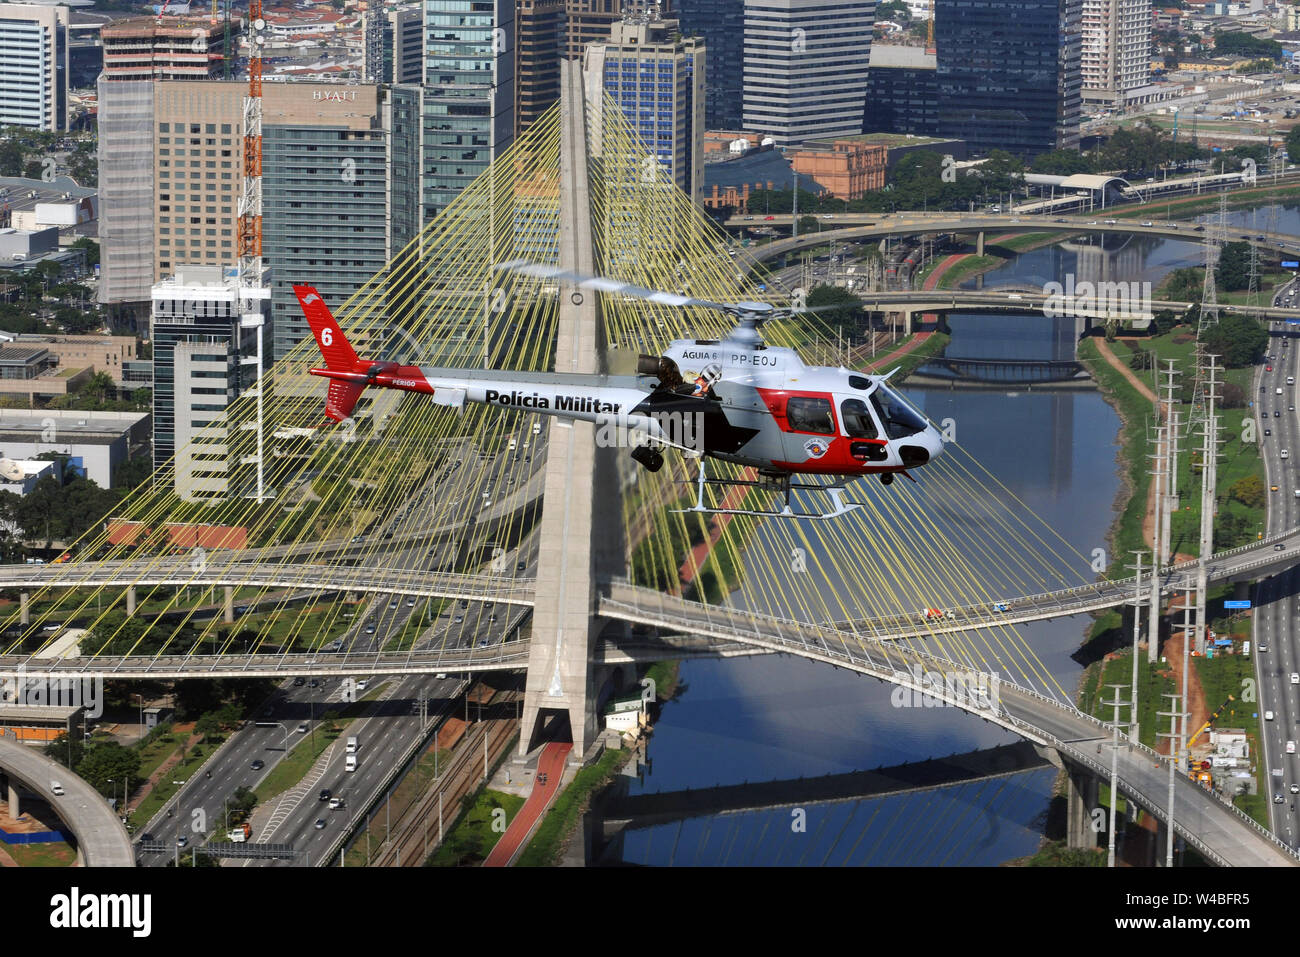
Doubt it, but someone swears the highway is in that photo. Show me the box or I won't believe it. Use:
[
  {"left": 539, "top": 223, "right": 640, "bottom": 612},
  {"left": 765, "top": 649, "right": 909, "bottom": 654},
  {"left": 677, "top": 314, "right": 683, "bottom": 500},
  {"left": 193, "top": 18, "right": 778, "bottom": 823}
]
[{"left": 1255, "top": 316, "right": 1300, "bottom": 850}]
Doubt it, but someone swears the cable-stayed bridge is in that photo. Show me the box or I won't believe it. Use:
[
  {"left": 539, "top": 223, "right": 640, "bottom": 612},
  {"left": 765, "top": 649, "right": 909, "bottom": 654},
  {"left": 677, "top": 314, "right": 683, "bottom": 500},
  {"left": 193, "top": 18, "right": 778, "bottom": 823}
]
[{"left": 3, "top": 66, "right": 1295, "bottom": 868}]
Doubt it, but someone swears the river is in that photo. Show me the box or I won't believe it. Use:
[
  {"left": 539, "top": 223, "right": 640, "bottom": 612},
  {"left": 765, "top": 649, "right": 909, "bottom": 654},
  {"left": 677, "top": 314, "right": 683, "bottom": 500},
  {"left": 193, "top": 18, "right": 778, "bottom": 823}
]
[{"left": 603, "top": 207, "right": 1277, "bottom": 866}]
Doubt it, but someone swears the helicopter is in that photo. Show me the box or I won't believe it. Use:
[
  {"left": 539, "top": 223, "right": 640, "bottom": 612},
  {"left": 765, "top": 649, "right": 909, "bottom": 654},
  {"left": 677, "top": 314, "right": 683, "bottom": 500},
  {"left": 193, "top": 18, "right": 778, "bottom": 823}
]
[{"left": 294, "top": 266, "right": 945, "bottom": 520}]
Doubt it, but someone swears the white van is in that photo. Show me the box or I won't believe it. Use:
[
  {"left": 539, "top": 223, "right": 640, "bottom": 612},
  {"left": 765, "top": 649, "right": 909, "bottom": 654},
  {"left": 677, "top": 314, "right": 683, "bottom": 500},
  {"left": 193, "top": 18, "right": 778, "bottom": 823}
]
[
  {"left": 1289, "top": 740, "right": 1297, "bottom": 754},
  {"left": 1282, "top": 449, "right": 1290, "bottom": 460},
  {"left": 345, "top": 736, "right": 358, "bottom": 754},
  {"left": 1277, "top": 387, "right": 1284, "bottom": 395},
  {"left": 345, "top": 754, "right": 357, "bottom": 772}
]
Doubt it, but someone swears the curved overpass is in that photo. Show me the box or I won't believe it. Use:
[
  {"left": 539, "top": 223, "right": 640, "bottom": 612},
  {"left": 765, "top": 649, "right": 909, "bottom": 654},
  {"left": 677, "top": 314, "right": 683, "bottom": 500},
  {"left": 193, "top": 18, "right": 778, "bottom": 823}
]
[
  {"left": 4, "top": 526, "right": 1297, "bottom": 642},
  {"left": 0, "top": 735, "right": 134, "bottom": 866},
  {"left": 729, "top": 212, "right": 1300, "bottom": 264},
  {"left": 852, "top": 290, "right": 1299, "bottom": 322}
]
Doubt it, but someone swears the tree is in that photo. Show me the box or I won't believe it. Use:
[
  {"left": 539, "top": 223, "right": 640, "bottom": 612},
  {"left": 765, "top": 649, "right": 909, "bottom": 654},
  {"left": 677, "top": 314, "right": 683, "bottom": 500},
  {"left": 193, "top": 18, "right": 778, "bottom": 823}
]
[
  {"left": 1152, "top": 309, "right": 1180, "bottom": 335},
  {"left": 1129, "top": 346, "right": 1154, "bottom": 371},
  {"left": 796, "top": 215, "right": 820, "bottom": 235},
  {"left": 193, "top": 712, "right": 221, "bottom": 743},
  {"left": 1163, "top": 266, "right": 1204, "bottom": 302},
  {"left": 44, "top": 732, "right": 86, "bottom": 769},
  {"left": 1201, "top": 312, "right": 1268, "bottom": 368},
  {"left": 70, "top": 237, "right": 99, "bottom": 269},
  {"left": 1031, "top": 150, "right": 1094, "bottom": 175},
  {"left": 1228, "top": 474, "right": 1266, "bottom": 510},
  {"left": 113, "top": 453, "right": 153, "bottom": 493},
  {"left": 1219, "top": 381, "right": 1246, "bottom": 409},
  {"left": 1288, "top": 126, "right": 1300, "bottom": 167},
  {"left": 1215, "top": 242, "right": 1252, "bottom": 293},
  {"left": 1212, "top": 31, "right": 1282, "bottom": 60},
  {"left": 76, "top": 741, "right": 141, "bottom": 798}
]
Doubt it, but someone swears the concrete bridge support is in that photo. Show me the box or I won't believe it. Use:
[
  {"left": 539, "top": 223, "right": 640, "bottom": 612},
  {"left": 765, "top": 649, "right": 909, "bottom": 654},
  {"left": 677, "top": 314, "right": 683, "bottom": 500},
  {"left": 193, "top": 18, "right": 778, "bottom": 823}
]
[
  {"left": 1065, "top": 767, "right": 1099, "bottom": 850},
  {"left": 19, "top": 592, "right": 28, "bottom": 627},
  {"left": 223, "top": 586, "right": 234, "bottom": 625},
  {"left": 125, "top": 586, "right": 135, "bottom": 617},
  {"left": 519, "top": 60, "right": 604, "bottom": 762},
  {"left": 976, "top": 230, "right": 984, "bottom": 258},
  {"left": 5, "top": 774, "right": 17, "bottom": 819}
]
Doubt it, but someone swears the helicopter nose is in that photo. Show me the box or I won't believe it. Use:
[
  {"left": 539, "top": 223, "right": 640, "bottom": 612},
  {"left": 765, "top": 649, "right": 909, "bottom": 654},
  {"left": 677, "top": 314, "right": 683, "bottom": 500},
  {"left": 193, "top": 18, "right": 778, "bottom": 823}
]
[{"left": 898, "top": 425, "right": 945, "bottom": 468}]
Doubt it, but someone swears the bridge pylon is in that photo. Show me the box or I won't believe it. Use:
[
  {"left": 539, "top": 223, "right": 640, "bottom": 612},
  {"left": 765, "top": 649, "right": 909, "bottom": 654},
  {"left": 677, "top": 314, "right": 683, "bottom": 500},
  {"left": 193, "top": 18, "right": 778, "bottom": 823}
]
[{"left": 518, "top": 60, "right": 618, "bottom": 762}]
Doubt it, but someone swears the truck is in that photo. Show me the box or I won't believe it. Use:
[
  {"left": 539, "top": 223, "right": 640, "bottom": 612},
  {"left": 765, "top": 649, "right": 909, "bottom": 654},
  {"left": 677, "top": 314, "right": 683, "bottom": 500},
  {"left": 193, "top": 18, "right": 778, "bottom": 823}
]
[
  {"left": 228, "top": 822, "right": 252, "bottom": 842},
  {"left": 345, "top": 736, "right": 358, "bottom": 754}
]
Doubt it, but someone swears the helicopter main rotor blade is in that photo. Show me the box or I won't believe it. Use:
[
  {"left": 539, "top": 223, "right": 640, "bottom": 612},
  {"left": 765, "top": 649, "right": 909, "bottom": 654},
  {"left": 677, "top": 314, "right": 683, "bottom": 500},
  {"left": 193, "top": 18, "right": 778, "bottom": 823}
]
[{"left": 495, "top": 260, "right": 735, "bottom": 313}]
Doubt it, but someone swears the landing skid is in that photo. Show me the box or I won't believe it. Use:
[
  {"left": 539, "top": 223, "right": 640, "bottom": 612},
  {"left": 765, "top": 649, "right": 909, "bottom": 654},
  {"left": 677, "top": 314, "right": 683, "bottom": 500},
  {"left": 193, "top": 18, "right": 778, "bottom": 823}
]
[{"left": 673, "top": 459, "right": 863, "bottom": 521}]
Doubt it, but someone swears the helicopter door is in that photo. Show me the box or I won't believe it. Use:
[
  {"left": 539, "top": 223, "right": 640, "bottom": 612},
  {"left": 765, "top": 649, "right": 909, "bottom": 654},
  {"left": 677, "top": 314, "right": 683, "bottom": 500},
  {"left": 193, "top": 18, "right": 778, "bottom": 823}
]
[
  {"left": 839, "top": 396, "right": 889, "bottom": 462},
  {"left": 780, "top": 394, "right": 838, "bottom": 463}
]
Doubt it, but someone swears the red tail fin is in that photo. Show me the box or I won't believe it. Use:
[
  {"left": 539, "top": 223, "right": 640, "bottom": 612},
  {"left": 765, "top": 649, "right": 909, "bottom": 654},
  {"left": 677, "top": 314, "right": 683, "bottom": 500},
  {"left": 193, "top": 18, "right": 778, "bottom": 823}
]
[
  {"left": 295, "top": 285, "right": 366, "bottom": 422},
  {"left": 294, "top": 285, "right": 361, "bottom": 372}
]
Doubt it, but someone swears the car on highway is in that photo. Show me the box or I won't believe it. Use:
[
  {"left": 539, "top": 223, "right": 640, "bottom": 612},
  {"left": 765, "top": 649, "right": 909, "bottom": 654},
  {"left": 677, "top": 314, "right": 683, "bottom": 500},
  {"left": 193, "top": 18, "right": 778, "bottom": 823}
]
[
  {"left": 356, "top": 679, "right": 367, "bottom": 691},
  {"left": 1271, "top": 485, "right": 1279, "bottom": 492},
  {"left": 764, "top": 215, "right": 775, "bottom": 220},
  {"left": 319, "top": 788, "right": 332, "bottom": 801},
  {"left": 1266, "top": 429, "right": 1272, "bottom": 436},
  {"left": 1292, "top": 784, "right": 1300, "bottom": 794},
  {"left": 251, "top": 759, "right": 265, "bottom": 770},
  {"left": 176, "top": 835, "right": 189, "bottom": 848},
  {"left": 329, "top": 796, "right": 345, "bottom": 809},
  {"left": 1292, "top": 673, "right": 1300, "bottom": 684},
  {"left": 297, "top": 723, "right": 309, "bottom": 733},
  {"left": 1267, "top": 365, "right": 1273, "bottom": 371},
  {"left": 1266, "top": 710, "right": 1275, "bottom": 720},
  {"left": 1140, "top": 221, "right": 1153, "bottom": 227},
  {"left": 314, "top": 818, "right": 327, "bottom": 830},
  {"left": 1275, "top": 794, "right": 1285, "bottom": 805},
  {"left": 517, "top": 561, "right": 527, "bottom": 572},
  {"left": 293, "top": 677, "right": 306, "bottom": 687},
  {"left": 364, "top": 623, "right": 375, "bottom": 634},
  {"left": 454, "top": 615, "right": 464, "bottom": 623},
  {"left": 477, "top": 638, "right": 490, "bottom": 648},
  {"left": 50, "top": 781, "right": 64, "bottom": 796}
]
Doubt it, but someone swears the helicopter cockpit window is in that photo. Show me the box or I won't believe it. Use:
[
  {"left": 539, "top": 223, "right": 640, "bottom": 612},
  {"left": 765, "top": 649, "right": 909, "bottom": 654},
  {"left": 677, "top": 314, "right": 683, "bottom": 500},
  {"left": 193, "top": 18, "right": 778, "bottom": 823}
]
[
  {"left": 840, "top": 398, "right": 879, "bottom": 439},
  {"left": 786, "top": 396, "right": 835, "bottom": 434},
  {"left": 848, "top": 375, "right": 872, "bottom": 391},
  {"left": 870, "top": 384, "right": 929, "bottom": 438}
]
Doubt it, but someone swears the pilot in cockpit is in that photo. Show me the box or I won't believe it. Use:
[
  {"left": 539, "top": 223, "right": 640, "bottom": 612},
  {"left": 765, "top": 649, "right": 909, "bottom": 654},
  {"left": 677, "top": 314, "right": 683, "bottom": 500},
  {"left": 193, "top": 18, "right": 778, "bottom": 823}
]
[{"left": 691, "top": 362, "right": 723, "bottom": 398}]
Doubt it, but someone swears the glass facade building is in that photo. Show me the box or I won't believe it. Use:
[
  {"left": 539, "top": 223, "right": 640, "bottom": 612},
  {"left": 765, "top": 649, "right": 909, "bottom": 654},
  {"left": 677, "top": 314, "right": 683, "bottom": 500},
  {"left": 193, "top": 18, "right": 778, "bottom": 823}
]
[
  {"left": 674, "top": 0, "right": 744, "bottom": 130},
  {"left": 934, "top": 0, "right": 1081, "bottom": 157},
  {"left": 742, "top": 0, "right": 874, "bottom": 149},
  {"left": 421, "top": 0, "right": 516, "bottom": 220},
  {"left": 263, "top": 124, "right": 390, "bottom": 362}
]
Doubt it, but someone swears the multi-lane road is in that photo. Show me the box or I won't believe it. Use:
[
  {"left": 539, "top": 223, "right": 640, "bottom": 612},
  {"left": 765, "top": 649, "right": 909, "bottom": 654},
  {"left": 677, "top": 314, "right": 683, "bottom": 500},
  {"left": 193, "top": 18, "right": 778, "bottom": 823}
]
[{"left": 1255, "top": 315, "right": 1300, "bottom": 850}]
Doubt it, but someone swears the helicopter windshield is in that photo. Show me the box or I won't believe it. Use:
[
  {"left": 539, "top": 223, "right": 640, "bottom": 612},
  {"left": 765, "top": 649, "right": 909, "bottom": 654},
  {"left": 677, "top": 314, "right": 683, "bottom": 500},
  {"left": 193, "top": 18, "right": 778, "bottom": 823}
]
[{"left": 870, "top": 383, "right": 929, "bottom": 439}]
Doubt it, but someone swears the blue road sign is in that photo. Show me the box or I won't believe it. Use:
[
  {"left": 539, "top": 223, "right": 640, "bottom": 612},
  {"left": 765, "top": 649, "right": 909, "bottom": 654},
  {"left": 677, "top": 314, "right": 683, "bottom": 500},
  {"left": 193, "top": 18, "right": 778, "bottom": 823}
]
[
  {"left": 1282, "top": 261, "right": 1299, "bottom": 268},
  {"left": 1224, "top": 600, "right": 1252, "bottom": 609}
]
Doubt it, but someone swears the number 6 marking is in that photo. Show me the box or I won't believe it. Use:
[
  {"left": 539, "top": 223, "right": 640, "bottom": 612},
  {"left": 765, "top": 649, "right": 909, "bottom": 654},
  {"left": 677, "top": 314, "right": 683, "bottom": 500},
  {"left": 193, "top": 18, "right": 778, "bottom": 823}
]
[{"left": 322, "top": 327, "right": 333, "bottom": 347}]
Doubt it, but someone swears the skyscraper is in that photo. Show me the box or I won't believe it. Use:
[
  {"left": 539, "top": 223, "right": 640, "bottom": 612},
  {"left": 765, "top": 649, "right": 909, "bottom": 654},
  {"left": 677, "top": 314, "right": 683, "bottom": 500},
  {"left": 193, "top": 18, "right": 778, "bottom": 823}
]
[
  {"left": 935, "top": 0, "right": 1082, "bottom": 157},
  {"left": 742, "top": 0, "right": 874, "bottom": 149},
  {"left": 97, "top": 17, "right": 227, "bottom": 322},
  {"left": 863, "top": 45, "right": 939, "bottom": 137},
  {"left": 363, "top": 5, "right": 423, "bottom": 85},
  {"left": 0, "top": 3, "right": 68, "bottom": 132},
  {"left": 674, "top": 0, "right": 744, "bottom": 129},
  {"left": 515, "top": 0, "right": 565, "bottom": 135},
  {"left": 1081, "top": 0, "right": 1149, "bottom": 108},
  {"left": 584, "top": 15, "right": 705, "bottom": 202},
  {"left": 421, "top": 0, "right": 516, "bottom": 220}
]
